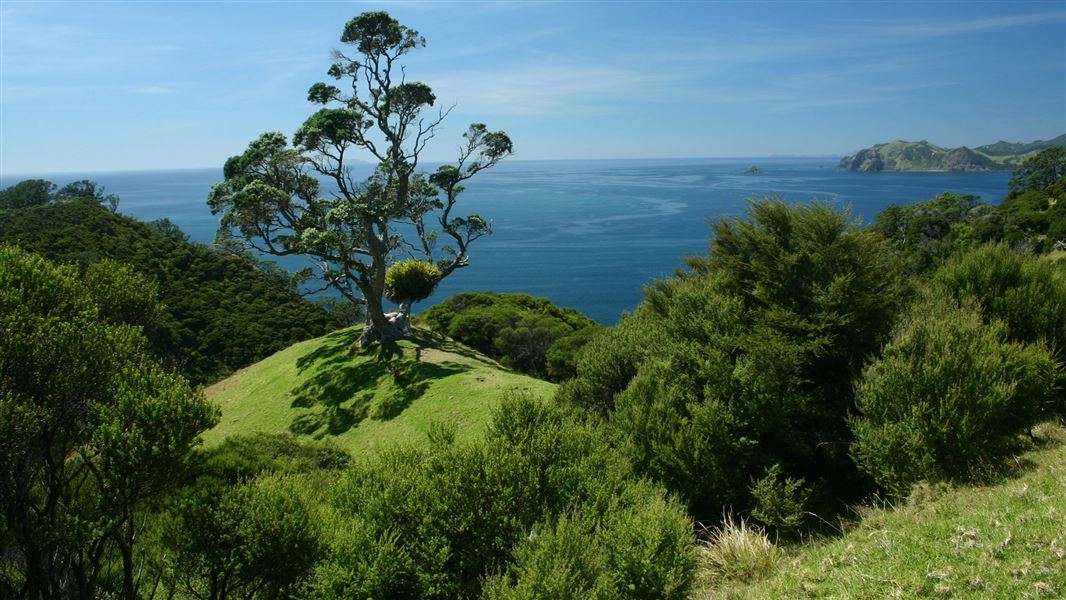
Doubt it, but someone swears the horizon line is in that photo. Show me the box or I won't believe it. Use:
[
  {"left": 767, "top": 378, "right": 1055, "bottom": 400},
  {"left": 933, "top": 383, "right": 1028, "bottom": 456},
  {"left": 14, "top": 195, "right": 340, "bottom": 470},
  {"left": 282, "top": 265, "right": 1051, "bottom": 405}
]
[{"left": 0, "top": 154, "right": 848, "bottom": 179}]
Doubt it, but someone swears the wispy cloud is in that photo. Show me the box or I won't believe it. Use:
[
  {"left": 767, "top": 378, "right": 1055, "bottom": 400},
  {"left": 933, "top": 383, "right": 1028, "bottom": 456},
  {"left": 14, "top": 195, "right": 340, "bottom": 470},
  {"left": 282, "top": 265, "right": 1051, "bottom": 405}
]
[
  {"left": 833, "top": 10, "right": 1066, "bottom": 40},
  {"left": 128, "top": 85, "right": 178, "bottom": 95},
  {"left": 428, "top": 61, "right": 679, "bottom": 116}
]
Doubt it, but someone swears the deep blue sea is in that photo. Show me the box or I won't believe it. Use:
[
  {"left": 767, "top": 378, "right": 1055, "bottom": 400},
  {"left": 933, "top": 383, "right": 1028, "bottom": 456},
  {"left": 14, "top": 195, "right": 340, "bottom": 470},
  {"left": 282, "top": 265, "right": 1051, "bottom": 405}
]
[{"left": 1, "top": 159, "right": 1011, "bottom": 324}]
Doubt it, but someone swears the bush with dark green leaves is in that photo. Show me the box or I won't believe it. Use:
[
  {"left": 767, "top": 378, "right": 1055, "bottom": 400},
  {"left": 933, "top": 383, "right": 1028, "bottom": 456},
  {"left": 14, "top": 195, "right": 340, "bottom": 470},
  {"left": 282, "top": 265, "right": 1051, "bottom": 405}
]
[
  {"left": 482, "top": 486, "right": 695, "bottom": 600},
  {"left": 932, "top": 244, "right": 1066, "bottom": 415},
  {"left": 0, "top": 200, "right": 342, "bottom": 384},
  {"left": 850, "top": 292, "right": 1056, "bottom": 497},
  {"left": 0, "top": 245, "right": 217, "bottom": 599},
  {"left": 560, "top": 200, "right": 908, "bottom": 524},
  {"left": 420, "top": 292, "right": 601, "bottom": 380},
  {"left": 303, "top": 394, "right": 696, "bottom": 600},
  {"left": 0, "top": 177, "right": 119, "bottom": 211},
  {"left": 165, "top": 475, "right": 323, "bottom": 600},
  {"left": 0, "top": 179, "right": 56, "bottom": 208}
]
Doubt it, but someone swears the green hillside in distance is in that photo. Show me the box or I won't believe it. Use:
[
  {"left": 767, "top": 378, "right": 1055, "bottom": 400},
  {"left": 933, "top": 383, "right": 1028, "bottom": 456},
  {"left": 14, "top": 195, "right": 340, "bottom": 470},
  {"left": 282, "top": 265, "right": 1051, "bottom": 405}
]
[
  {"left": 0, "top": 200, "right": 341, "bottom": 384},
  {"left": 839, "top": 134, "right": 1066, "bottom": 172},
  {"left": 202, "top": 326, "right": 556, "bottom": 453}
]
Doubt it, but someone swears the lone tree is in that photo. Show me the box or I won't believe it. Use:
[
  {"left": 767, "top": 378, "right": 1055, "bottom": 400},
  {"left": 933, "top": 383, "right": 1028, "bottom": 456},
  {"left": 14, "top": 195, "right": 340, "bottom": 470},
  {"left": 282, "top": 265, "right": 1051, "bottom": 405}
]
[{"left": 208, "top": 11, "right": 512, "bottom": 345}]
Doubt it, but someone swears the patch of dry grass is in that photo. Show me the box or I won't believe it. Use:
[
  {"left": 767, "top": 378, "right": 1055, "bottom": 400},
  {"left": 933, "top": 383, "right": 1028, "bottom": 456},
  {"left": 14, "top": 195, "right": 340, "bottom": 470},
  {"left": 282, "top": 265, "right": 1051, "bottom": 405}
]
[{"left": 698, "top": 515, "right": 782, "bottom": 586}]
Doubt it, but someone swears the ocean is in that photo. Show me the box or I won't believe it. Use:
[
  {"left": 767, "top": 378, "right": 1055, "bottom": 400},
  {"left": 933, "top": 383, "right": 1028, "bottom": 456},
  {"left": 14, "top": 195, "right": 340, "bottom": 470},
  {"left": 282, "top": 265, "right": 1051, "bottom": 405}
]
[{"left": 0, "top": 159, "right": 1011, "bottom": 324}]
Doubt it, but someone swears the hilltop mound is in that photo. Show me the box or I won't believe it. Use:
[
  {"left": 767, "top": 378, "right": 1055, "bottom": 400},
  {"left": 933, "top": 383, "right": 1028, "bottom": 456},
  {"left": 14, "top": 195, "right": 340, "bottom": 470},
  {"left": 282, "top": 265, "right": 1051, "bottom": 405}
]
[{"left": 202, "top": 326, "right": 556, "bottom": 452}]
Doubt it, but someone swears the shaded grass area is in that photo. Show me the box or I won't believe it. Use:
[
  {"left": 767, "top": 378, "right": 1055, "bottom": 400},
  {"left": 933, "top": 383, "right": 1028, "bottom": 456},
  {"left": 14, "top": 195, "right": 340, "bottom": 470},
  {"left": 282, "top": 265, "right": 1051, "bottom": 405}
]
[
  {"left": 203, "top": 326, "right": 556, "bottom": 452},
  {"left": 698, "top": 422, "right": 1066, "bottom": 599}
]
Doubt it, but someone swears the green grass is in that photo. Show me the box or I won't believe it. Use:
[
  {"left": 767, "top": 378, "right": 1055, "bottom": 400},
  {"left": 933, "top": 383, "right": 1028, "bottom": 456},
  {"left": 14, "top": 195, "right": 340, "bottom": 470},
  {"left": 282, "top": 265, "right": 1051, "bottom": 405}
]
[
  {"left": 699, "top": 422, "right": 1066, "bottom": 599},
  {"left": 202, "top": 326, "right": 556, "bottom": 453}
]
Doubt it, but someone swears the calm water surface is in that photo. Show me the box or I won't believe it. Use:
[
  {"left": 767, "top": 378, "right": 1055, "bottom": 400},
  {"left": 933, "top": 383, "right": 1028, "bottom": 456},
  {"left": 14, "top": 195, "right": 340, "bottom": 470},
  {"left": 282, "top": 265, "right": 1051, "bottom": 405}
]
[{"left": 1, "top": 159, "right": 1011, "bottom": 323}]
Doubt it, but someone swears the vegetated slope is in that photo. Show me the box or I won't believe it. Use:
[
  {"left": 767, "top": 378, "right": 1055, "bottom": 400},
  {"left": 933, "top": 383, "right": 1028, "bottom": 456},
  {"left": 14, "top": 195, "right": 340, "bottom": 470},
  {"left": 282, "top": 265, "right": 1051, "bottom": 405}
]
[
  {"left": 0, "top": 200, "right": 341, "bottom": 384},
  {"left": 202, "top": 325, "right": 556, "bottom": 453},
  {"left": 977, "top": 133, "right": 1066, "bottom": 156},
  {"left": 839, "top": 135, "right": 1064, "bottom": 172},
  {"left": 699, "top": 422, "right": 1066, "bottom": 599},
  {"left": 419, "top": 291, "right": 603, "bottom": 381}
]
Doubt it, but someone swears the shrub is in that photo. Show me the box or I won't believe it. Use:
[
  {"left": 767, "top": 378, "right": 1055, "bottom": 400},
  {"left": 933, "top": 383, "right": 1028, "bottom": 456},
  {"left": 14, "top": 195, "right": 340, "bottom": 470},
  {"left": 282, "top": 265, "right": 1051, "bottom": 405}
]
[
  {"left": 545, "top": 325, "right": 601, "bottom": 381},
  {"left": 420, "top": 292, "right": 600, "bottom": 381},
  {"left": 564, "top": 200, "right": 907, "bottom": 521},
  {"left": 933, "top": 244, "right": 1066, "bottom": 353},
  {"left": 484, "top": 484, "right": 696, "bottom": 600},
  {"left": 749, "top": 464, "right": 810, "bottom": 535},
  {"left": 384, "top": 259, "right": 441, "bottom": 306},
  {"left": 933, "top": 244, "right": 1066, "bottom": 416},
  {"left": 304, "top": 394, "right": 695, "bottom": 599},
  {"left": 850, "top": 292, "right": 1056, "bottom": 496},
  {"left": 166, "top": 474, "right": 323, "bottom": 599}
]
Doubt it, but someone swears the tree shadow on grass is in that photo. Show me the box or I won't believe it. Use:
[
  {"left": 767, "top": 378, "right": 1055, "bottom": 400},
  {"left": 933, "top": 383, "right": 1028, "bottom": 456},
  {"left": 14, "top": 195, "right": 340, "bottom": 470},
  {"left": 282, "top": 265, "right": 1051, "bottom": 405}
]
[{"left": 288, "top": 327, "right": 470, "bottom": 439}]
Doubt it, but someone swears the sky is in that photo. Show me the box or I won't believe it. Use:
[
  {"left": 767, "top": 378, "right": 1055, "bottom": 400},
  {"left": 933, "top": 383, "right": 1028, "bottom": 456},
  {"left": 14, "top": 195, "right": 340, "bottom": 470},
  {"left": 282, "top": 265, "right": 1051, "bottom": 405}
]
[{"left": 1, "top": 0, "right": 1064, "bottom": 175}]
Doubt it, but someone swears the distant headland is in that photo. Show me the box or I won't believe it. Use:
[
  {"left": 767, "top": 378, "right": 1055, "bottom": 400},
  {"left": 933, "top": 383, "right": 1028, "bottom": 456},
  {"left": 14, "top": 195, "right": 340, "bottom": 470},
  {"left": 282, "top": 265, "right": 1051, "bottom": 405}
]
[{"left": 839, "top": 134, "right": 1066, "bottom": 172}]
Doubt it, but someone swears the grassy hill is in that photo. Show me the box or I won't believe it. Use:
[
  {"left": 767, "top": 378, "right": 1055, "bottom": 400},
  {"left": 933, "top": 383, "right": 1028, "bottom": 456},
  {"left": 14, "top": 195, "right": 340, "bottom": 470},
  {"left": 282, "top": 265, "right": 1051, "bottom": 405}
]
[
  {"left": 202, "top": 326, "right": 556, "bottom": 453},
  {"left": 839, "top": 135, "right": 1065, "bottom": 172},
  {"left": 698, "top": 422, "right": 1066, "bottom": 599}
]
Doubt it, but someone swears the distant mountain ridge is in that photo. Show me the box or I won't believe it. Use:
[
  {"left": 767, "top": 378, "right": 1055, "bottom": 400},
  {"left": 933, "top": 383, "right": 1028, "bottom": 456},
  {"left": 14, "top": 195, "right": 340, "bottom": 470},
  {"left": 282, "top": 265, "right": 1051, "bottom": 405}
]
[{"left": 840, "top": 134, "right": 1066, "bottom": 172}]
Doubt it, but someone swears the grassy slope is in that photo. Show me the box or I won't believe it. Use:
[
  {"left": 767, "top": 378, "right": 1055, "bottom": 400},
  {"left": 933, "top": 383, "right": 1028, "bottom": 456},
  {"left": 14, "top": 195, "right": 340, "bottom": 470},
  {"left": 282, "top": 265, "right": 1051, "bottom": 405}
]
[
  {"left": 699, "top": 422, "right": 1066, "bottom": 599},
  {"left": 202, "top": 326, "right": 555, "bottom": 453}
]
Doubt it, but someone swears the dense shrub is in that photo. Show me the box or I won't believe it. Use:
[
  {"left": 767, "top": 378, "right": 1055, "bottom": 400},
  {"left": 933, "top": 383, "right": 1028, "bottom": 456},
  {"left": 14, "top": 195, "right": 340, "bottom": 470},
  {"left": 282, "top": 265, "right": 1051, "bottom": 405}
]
[
  {"left": 933, "top": 244, "right": 1066, "bottom": 415},
  {"left": 303, "top": 394, "right": 696, "bottom": 599},
  {"left": 197, "top": 432, "right": 351, "bottom": 483},
  {"left": 561, "top": 200, "right": 907, "bottom": 522},
  {"left": 384, "top": 259, "right": 441, "bottom": 307},
  {"left": 484, "top": 486, "right": 696, "bottom": 600},
  {"left": 933, "top": 244, "right": 1066, "bottom": 352},
  {"left": 166, "top": 475, "right": 323, "bottom": 599},
  {"left": 0, "top": 200, "right": 341, "bottom": 384},
  {"left": 420, "top": 292, "right": 601, "bottom": 380},
  {"left": 0, "top": 246, "right": 217, "bottom": 599},
  {"left": 850, "top": 292, "right": 1056, "bottom": 497}
]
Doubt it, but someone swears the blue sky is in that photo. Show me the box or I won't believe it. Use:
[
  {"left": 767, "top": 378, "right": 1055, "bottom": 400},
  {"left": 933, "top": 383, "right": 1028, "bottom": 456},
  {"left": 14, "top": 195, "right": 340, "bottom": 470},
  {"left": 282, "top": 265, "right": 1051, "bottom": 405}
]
[{"left": 1, "top": 1, "right": 1064, "bottom": 175}]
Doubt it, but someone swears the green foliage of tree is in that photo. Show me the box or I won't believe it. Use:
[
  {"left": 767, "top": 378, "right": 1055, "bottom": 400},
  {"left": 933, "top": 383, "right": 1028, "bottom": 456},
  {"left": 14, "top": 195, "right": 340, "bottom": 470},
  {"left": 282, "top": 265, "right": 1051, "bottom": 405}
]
[
  {"left": 302, "top": 394, "right": 696, "bottom": 599},
  {"left": 850, "top": 291, "right": 1055, "bottom": 497},
  {"left": 561, "top": 200, "right": 908, "bottom": 523},
  {"left": 209, "top": 11, "right": 512, "bottom": 346},
  {"left": 1008, "top": 146, "right": 1066, "bottom": 199},
  {"left": 0, "top": 245, "right": 217, "bottom": 599},
  {"left": 0, "top": 179, "right": 55, "bottom": 209},
  {"left": 874, "top": 192, "right": 991, "bottom": 271},
  {"left": 166, "top": 475, "right": 322, "bottom": 600},
  {"left": 877, "top": 150, "right": 1066, "bottom": 262},
  {"left": 483, "top": 488, "right": 695, "bottom": 600},
  {"left": 384, "top": 259, "right": 441, "bottom": 313},
  {"left": 932, "top": 244, "right": 1066, "bottom": 416},
  {"left": 0, "top": 178, "right": 120, "bottom": 212},
  {"left": 0, "top": 200, "right": 341, "bottom": 384},
  {"left": 420, "top": 292, "right": 601, "bottom": 380},
  {"left": 55, "top": 179, "right": 120, "bottom": 212}
]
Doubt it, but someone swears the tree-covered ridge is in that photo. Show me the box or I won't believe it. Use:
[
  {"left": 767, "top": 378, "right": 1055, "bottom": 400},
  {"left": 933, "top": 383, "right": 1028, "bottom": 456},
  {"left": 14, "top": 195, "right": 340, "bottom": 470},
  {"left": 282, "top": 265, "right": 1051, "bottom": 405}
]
[
  {"left": 419, "top": 291, "right": 602, "bottom": 381},
  {"left": 874, "top": 147, "right": 1066, "bottom": 269},
  {"left": 838, "top": 134, "right": 1065, "bottom": 172},
  {"left": 0, "top": 200, "right": 341, "bottom": 385},
  {"left": 0, "top": 246, "right": 217, "bottom": 599}
]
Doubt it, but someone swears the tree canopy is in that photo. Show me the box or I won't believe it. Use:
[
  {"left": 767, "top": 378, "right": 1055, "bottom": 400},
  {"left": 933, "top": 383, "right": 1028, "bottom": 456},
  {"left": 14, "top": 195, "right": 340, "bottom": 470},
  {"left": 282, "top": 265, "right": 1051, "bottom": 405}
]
[
  {"left": 209, "top": 11, "right": 513, "bottom": 345},
  {"left": 0, "top": 245, "right": 217, "bottom": 599}
]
